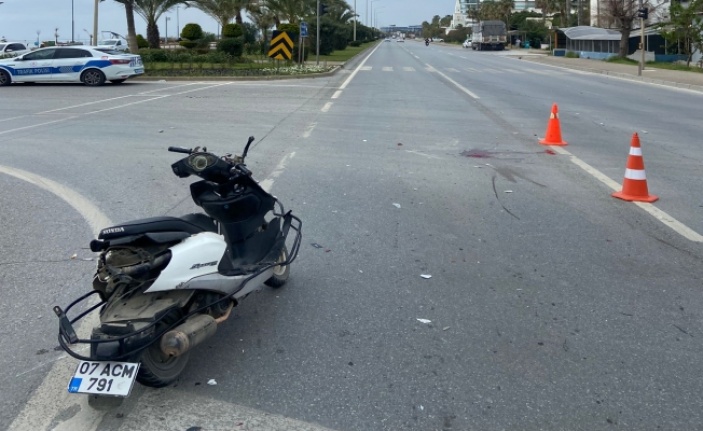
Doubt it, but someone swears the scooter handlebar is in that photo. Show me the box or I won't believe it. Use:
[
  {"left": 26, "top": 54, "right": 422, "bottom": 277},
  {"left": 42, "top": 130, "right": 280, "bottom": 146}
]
[{"left": 168, "top": 146, "right": 192, "bottom": 154}]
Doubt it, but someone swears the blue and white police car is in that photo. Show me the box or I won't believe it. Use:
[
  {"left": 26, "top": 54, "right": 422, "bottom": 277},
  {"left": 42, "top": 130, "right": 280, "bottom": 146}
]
[{"left": 0, "top": 46, "right": 144, "bottom": 86}]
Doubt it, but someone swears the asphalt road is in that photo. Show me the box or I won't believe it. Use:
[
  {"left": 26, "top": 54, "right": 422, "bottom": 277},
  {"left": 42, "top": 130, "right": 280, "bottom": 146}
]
[{"left": 1, "top": 41, "right": 702, "bottom": 431}]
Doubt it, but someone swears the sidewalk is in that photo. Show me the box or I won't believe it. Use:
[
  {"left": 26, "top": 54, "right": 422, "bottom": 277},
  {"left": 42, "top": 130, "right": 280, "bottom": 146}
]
[{"left": 504, "top": 51, "right": 703, "bottom": 92}]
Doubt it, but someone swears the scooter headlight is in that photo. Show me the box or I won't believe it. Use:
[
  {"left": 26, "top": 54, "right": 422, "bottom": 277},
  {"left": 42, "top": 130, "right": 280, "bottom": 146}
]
[{"left": 189, "top": 154, "right": 213, "bottom": 171}]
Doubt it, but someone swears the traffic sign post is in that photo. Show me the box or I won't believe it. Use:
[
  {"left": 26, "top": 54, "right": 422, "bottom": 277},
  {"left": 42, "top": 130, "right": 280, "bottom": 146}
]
[{"left": 299, "top": 22, "right": 308, "bottom": 65}]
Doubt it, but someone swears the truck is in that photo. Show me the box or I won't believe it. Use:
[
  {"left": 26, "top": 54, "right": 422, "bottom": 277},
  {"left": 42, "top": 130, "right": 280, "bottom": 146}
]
[{"left": 471, "top": 20, "right": 507, "bottom": 51}]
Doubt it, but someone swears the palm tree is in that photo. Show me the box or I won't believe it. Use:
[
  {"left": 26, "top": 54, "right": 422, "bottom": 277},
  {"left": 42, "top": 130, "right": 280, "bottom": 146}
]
[
  {"left": 193, "top": 0, "right": 258, "bottom": 29},
  {"left": 192, "top": 0, "right": 237, "bottom": 29},
  {"left": 247, "top": 4, "right": 276, "bottom": 49},
  {"left": 134, "top": 0, "right": 190, "bottom": 48},
  {"left": 263, "top": 0, "right": 312, "bottom": 26},
  {"left": 101, "top": 0, "right": 140, "bottom": 53}
]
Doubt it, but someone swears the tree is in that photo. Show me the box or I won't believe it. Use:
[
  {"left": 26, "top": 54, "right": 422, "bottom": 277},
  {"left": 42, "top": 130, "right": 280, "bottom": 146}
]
[
  {"left": 192, "top": 0, "right": 240, "bottom": 29},
  {"left": 247, "top": 4, "right": 276, "bottom": 49},
  {"left": 600, "top": 0, "right": 650, "bottom": 58},
  {"left": 535, "top": 0, "right": 567, "bottom": 27},
  {"left": 657, "top": 0, "right": 703, "bottom": 66},
  {"left": 102, "top": 0, "right": 140, "bottom": 53},
  {"left": 133, "top": 0, "right": 190, "bottom": 48},
  {"left": 497, "top": 0, "right": 514, "bottom": 30}
]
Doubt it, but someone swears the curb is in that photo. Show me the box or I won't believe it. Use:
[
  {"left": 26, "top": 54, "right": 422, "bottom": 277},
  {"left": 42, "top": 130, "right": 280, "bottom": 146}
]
[{"left": 516, "top": 55, "right": 703, "bottom": 93}]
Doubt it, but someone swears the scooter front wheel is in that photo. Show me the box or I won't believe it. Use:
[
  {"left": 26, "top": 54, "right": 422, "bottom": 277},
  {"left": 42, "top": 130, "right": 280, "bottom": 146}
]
[{"left": 265, "top": 246, "right": 290, "bottom": 288}]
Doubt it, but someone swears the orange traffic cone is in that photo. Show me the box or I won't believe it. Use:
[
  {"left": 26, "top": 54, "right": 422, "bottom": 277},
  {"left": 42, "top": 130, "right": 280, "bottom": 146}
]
[
  {"left": 539, "top": 103, "right": 567, "bottom": 146},
  {"left": 612, "top": 133, "right": 658, "bottom": 203}
]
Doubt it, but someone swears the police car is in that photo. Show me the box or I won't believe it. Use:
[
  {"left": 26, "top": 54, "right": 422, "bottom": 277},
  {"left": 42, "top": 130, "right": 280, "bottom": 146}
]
[{"left": 0, "top": 46, "right": 144, "bottom": 86}]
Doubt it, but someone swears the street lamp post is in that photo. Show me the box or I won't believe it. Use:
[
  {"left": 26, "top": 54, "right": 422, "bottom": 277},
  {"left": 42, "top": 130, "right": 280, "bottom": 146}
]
[
  {"left": 176, "top": 7, "right": 180, "bottom": 40},
  {"left": 71, "top": 0, "right": 75, "bottom": 42},
  {"left": 93, "top": 0, "right": 99, "bottom": 46},
  {"left": 353, "top": 0, "right": 356, "bottom": 41},
  {"left": 370, "top": 0, "right": 381, "bottom": 28},
  {"left": 165, "top": 16, "right": 170, "bottom": 45}
]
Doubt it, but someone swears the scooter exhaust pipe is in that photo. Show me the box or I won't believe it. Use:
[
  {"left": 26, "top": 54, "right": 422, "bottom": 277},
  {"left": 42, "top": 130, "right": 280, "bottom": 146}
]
[{"left": 160, "top": 314, "right": 217, "bottom": 357}]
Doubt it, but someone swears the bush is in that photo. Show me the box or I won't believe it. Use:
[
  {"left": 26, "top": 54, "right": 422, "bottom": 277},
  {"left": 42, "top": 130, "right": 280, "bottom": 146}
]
[
  {"left": 179, "top": 40, "right": 198, "bottom": 49},
  {"left": 349, "top": 40, "right": 362, "bottom": 47},
  {"left": 138, "top": 48, "right": 171, "bottom": 62},
  {"left": 181, "top": 23, "right": 204, "bottom": 41},
  {"left": 565, "top": 51, "right": 580, "bottom": 58},
  {"left": 222, "top": 23, "right": 244, "bottom": 39},
  {"left": 136, "top": 34, "right": 149, "bottom": 49},
  {"left": 217, "top": 37, "right": 244, "bottom": 57}
]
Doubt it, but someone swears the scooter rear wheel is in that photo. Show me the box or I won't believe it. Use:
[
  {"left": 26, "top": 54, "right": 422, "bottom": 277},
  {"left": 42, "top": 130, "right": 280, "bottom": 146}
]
[
  {"left": 137, "top": 314, "right": 191, "bottom": 388},
  {"left": 264, "top": 246, "right": 290, "bottom": 288}
]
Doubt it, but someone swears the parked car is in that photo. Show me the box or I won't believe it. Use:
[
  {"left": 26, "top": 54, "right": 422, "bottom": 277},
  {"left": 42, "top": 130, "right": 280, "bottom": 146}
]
[
  {"left": 0, "top": 42, "right": 31, "bottom": 58},
  {"left": 462, "top": 38, "right": 472, "bottom": 49},
  {"left": 96, "top": 39, "right": 129, "bottom": 53},
  {"left": 0, "top": 46, "right": 144, "bottom": 86}
]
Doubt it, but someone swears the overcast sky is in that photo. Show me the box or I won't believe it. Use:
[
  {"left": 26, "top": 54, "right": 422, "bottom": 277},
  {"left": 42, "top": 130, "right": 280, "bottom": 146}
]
[{"left": 0, "top": 0, "right": 456, "bottom": 45}]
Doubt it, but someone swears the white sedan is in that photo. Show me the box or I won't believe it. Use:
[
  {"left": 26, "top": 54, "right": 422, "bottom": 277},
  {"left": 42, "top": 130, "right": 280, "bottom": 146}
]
[{"left": 0, "top": 46, "right": 144, "bottom": 86}]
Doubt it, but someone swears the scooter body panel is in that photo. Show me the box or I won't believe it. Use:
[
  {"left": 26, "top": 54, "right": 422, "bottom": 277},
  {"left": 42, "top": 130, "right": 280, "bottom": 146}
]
[{"left": 145, "top": 232, "right": 227, "bottom": 293}]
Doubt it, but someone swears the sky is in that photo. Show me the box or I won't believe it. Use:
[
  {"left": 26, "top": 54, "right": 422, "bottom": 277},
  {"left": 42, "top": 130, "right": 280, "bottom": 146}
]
[{"left": 0, "top": 0, "right": 456, "bottom": 45}]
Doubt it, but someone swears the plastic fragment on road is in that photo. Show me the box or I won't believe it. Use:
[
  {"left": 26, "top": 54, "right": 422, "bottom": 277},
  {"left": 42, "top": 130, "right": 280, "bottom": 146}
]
[
  {"left": 311, "top": 243, "right": 323, "bottom": 249},
  {"left": 417, "top": 319, "right": 432, "bottom": 324},
  {"left": 70, "top": 253, "right": 77, "bottom": 259},
  {"left": 420, "top": 274, "right": 432, "bottom": 279},
  {"left": 207, "top": 379, "right": 217, "bottom": 385},
  {"left": 504, "top": 190, "right": 513, "bottom": 193},
  {"left": 393, "top": 203, "right": 401, "bottom": 208}
]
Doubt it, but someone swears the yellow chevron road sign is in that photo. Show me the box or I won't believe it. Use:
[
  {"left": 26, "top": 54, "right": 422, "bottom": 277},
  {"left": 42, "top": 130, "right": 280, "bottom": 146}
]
[{"left": 268, "top": 31, "right": 294, "bottom": 60}]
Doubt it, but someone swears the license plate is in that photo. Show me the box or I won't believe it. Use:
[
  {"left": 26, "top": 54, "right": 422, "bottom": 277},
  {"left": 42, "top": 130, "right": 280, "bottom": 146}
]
[
  {"left": 68, "top": 361, "right": 140, "bottom": 397},
  {"left": 134, "top": 68, "right": 144, "bottom": 74}
]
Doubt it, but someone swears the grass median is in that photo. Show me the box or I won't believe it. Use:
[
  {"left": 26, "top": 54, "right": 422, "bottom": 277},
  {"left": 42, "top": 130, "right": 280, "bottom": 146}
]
[{"left": 141, "top": 41, "right": 379, "bottom": 78}]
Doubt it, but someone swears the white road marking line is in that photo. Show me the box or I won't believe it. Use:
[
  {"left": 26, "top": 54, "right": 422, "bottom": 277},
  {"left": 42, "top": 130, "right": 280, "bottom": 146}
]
[
  {"left": 360, "top": 66, "right": 372, "bottom": 70},
  {"left": 339, "top": 42, "right": 383, "bottom": 90},
  {"left": 425, "top": 63, "right": 480, "bottom": 99},
  {"left": 302, "top": 122, "right": 317, "bottom": 138},
  {"left": 331, "top": 90, "right": 342, "bottom": 99},
  {"left": 321, "top": 102, "right": 333, "bottom": 112},
  {"left": 549, "top": 146, "right": 703, "bottom": 242},
  {"left": 0, "top": 165, "right": 111, "bottom": 233},
  {"left": 403, "top": 67, "right": 415, "bottom": 72},
  {"left": 258, "top": 151, "right": 296, "bottom": 192},
  {"left": 446, "top": 68, "right": 460, "bottom": 73},
  {"left": 0, "top": 83, "right": 233, "bottom": 136},
  {"left": 0, "top": 165, "right": 111, "bottom": 431},
  {"left": 406, "top": 150, "right": 442, "bottom": 159},
  {"left": 382, "top": 66, "right": 394, "bottom": 71}
]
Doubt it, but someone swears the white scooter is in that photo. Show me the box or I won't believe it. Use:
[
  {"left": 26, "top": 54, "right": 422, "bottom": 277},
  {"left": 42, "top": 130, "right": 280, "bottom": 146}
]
[{"left": 54, "top": 137, "right": 302, "bottom": 402}]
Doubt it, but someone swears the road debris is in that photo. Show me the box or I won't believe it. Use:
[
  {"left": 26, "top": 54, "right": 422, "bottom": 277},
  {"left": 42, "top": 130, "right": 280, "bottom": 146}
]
[
  {"left": 417, "top": 319, "right": 432, "bottom": 324},
  {"left": 393, "top": 203, "right": 401, "bottom": 208},
  {"left": 420, "top": 274, "right": 432, "bottom": 279}
]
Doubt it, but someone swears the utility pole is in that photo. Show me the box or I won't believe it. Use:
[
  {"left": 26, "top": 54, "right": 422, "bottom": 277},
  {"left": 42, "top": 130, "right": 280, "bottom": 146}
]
[
  {"left": 316, "top": 0, "right": 320, "bottom": 65},
  {"left": 353, "top": 0, "right": 356, "bottom": 41},
  {"left": 71, "top": 0, "right": 75, "bottom": 42},
  {"left": 93, "top": 0, "right": 99, "bottom": 45}
]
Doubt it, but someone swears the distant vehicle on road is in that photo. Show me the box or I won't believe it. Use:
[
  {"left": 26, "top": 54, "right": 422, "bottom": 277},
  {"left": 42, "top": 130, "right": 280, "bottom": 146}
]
[
  {"left": 471, "top": 20, "right": 507, "bottom": 51},
  {"left": 462, "top": 38, "right": 472, "bottom": 49},
  {"left": 0, "top": 42, "right": 30, "bottom": 58},
  {"left": 0, "top": 46, "right": 144, "bottom": 86},
  {"left": 96, "top": 38, "right": 129, "bottom": 53}
]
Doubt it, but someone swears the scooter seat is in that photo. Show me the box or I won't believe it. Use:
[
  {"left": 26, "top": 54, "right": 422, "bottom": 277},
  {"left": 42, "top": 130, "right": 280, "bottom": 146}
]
[{"left": 98, "top": 213, "right": 217, "bottom": 240}]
